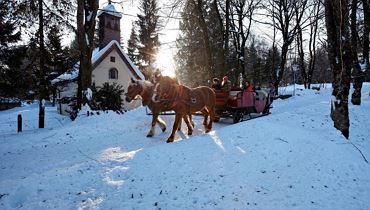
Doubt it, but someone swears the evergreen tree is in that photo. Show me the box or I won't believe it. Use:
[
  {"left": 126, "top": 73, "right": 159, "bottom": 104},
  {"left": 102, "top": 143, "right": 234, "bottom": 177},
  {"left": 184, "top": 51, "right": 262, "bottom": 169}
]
[
  {"left": 91, "top": 83, "right": 125, "bottom": 113},
  {"left": 136, "top": 0, "right": 161, "bottom": 79},
  {"left": 0, "top": 0, "right": 22, "bottom": 97},
  {"left": 127, "top": 23, "right": 140, "bottom": 66},
  {"left": 208, "top": 0, "right": 226, "bottom": 78},
  {"left": 313, "top": 46, "right": 331, "bottom": 83},
  {"left": 244, "top": 37, "right": 272, "bottom": 86},
  {"left": 264, "top": 46, "right": 281, "bottom": 83},
  {"left": 23, "top": 37, "right": 42, "bottom": 97},
  {"left": 46, "top": 25, "right": 68, "bottom": 77},
  {"left": 175, "top": 0, "right": 209, "bottom": 87},
  {"left": 176, "top": 0, "right": 233, "bottom": 86},
  {"left": 0, "top": 1, "right": 21, "bottom": 48},
  {"left": 245, "top": 41, "right": 259, "bottom": 81},
  {"left": 64, "top": 35, "right": 81, "bottom": 70},
  {"left": 0, "top": 46, "right": 30, "bottom": 97}
]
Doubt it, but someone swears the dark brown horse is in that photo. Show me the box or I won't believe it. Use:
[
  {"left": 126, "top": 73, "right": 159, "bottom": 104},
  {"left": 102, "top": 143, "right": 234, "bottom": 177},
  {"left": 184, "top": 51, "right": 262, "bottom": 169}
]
[
  {"left": 152, "top": 76, "right": 217, "bottom": 142},
  {"left": 125, "top": 78, "right": 194, "bottom": 138}
]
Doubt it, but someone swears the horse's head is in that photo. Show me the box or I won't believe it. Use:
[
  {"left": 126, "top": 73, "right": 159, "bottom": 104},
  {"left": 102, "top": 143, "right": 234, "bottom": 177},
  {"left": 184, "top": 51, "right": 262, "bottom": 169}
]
[
  {"left": 152, "top": 76, "right": 179, "bottom": 103},
  {"left": 125, "top": 78, "right": 144, "bottom": 102}
]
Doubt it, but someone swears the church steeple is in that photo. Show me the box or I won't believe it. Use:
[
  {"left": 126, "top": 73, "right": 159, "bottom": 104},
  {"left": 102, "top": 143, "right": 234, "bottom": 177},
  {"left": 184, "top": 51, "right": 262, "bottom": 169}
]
[{"left": 97, "top": 1, "right": 122, "bottom": 49}]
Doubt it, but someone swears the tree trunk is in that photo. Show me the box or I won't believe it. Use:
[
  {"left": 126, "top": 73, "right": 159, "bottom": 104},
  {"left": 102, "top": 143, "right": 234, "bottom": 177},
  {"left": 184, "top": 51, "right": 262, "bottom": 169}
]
[
  {"left": 363, "top": 0, "right": 370, "bottom": 66},
  {"left": 38, "top": 0, "right": 45, "bottom": 128},
  {"left": 307, "top": 2, "right": 320, "bottom": 89},
  {"left": 76, "top": 0, "right": 98, "bottom": 109},
  {"left": 225, "top": 0, "right": 230, "bottom": 67},
  {"left": 297, "top": 26, "right": 307, "bottom": 88},
  {"left": 276, "top": 42, "right": 290, "bottom": 93},
  {"left": 238, "top": 10, "right": 245, "bottom": 75},
  {"left": 350, "top": 0, "right": 363, "bottom": 105},
  {"left": 362, "top": 0, "right": 370, "bottom": 80},
  {"left": 213, "top": 0, "right": 226, "bottom": 72},
  {"left": 325, "top": 0, "right": 352, "bottom": 139},
  {"left": 271, "top": 1, "right": 277, "bottom": 94}
]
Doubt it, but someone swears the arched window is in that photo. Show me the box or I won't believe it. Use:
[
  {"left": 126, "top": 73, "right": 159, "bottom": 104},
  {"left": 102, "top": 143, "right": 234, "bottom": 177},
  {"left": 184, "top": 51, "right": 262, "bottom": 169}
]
[{"left": 109, "top": 68, "right": 118, "bottom": 79}]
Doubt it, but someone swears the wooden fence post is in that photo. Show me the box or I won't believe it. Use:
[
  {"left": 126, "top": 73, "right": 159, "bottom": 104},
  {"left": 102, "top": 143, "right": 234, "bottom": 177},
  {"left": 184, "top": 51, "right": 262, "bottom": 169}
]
[
  {"left": 17, "top": 114, "right": 22, "bottom": 132},
  {"left": 39, "top": 99, "right": 45, "bottom": 128}
]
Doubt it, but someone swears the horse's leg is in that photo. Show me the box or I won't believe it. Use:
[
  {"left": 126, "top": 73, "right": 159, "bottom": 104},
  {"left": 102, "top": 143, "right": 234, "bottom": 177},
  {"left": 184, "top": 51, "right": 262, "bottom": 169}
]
[
  {"left": 157, "top": 116, "right": 166, "bottom": 132},
  {"left": 189, "top": 114, "right": 195, "bottom": 127},
  {"left": 167, "top": 114, "right": 182, "bottom": 143},
  {"left": 178, "top": 119, "right": 182, "bottom": 131},
  {"left": 206, "top": 106, "right": 216, "bottom": 133},
  {"left": 183, "top": 115, "right": 193, "bottom": 135},
  {"left": 200, "top": 108, "right": 209, "bottom": 131},
  {"left": 147, "top": 113, "right": 158, "bottom": 137}
]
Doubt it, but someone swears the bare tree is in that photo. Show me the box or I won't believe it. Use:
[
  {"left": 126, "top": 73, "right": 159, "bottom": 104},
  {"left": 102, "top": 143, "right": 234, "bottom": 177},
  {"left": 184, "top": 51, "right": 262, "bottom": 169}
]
[
  {"left": 229, "top": 0, "right": 262, "bottom": 75},
  {"left": 296, "top": 0, "right": 323, "bottom": 89},
  {"left": 263, "top": 0, "right": 309, "bottom": 95},
  {"left": 296, "top": 11, "right": 306, "bottom": 88},
  {"left": 307, "top": 0, "right": 323, "bottom": 89},
  {"left": 324, "top": 0, "right": 352, "bottom": 139}
]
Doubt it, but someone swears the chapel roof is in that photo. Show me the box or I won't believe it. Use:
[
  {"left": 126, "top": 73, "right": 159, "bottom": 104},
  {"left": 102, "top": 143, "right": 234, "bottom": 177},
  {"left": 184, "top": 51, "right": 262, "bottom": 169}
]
[
  {"left": 51, "top": 40, "right": 144, "bottom": 85},
  {"left": 97, "top": 2, "right": 122, "bottom": 18}
]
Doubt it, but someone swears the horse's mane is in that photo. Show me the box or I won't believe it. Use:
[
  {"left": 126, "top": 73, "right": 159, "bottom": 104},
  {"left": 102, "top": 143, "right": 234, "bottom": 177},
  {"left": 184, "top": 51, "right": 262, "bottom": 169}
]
[{"left": 158, "top": 76, "right": 179, "bottom": 85}]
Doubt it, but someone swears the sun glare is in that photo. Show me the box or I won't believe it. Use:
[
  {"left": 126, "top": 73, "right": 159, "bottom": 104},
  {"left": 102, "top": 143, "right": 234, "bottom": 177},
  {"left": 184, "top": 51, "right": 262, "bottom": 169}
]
[{"left": 155, "top": 48, "right": 176, "bottom": 77}]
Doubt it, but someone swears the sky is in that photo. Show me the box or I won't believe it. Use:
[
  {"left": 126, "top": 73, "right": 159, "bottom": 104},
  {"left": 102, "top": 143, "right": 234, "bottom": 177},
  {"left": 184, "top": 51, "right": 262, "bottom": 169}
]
[{"left": 111, "top": 0, "right": 181, "bottom": 77}]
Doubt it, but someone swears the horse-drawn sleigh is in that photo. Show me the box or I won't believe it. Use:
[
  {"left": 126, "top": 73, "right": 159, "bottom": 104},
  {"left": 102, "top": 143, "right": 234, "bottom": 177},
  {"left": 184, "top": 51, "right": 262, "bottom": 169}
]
[
  {"left": 214, "top": 88, "right": 273, "bottom": 123},
  {"left": 125, "top": 76, "right": 272, "bottom": 142}
]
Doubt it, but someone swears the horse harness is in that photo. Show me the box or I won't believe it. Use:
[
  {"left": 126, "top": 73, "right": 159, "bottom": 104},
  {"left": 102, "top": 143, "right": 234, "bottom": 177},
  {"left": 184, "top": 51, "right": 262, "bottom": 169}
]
[{"left": 157, "top": 85, "right": 199, "bottom": 111}]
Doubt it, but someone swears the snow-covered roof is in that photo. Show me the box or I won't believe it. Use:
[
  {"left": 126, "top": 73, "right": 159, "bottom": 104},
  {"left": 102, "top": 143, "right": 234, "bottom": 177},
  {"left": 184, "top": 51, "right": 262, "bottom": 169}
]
[
  {"left": 0, "top": 97, "right": 20, "bottom": 103},
  {"left": 92, "top": 40, "right": 145, "bottom": 80},
  {"left": 97, "top": 3, "right": 122, "bottom": 18},
  {"left": 51, "top": 40, "right": 144, "bottom": 85},
  {"left": 51, "top": 63, "right": 79, "bottom": 85}
]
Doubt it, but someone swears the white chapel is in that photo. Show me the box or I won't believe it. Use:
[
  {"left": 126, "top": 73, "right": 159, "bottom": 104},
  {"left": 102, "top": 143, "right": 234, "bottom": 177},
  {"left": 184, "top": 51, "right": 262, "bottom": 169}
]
[{"left": 52, "top": 2, "right": 144, "bottom": 115}]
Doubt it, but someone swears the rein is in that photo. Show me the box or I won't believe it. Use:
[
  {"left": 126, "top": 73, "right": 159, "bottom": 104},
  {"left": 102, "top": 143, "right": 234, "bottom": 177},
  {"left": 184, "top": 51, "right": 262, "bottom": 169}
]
[{"left": 140, "top": 83, "right": 156, "bottom": 106}]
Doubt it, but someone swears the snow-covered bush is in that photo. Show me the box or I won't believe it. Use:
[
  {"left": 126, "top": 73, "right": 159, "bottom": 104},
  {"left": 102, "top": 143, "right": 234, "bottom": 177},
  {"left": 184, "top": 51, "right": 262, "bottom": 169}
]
[{"left": 91, "top": 83, "right": 125, "bottom": 113}]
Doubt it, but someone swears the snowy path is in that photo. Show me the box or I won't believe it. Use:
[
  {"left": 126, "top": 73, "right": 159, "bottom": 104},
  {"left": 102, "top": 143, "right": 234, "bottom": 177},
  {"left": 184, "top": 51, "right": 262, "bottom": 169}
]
[{"left": 1, "top": 84, "right": 370, "bottom": 209}]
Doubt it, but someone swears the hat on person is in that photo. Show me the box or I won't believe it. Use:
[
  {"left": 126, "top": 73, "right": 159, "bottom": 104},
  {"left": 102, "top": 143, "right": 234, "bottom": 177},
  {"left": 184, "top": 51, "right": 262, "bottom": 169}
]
[{"left": 223, "top": 75, "right": 229, "bottom": 81}]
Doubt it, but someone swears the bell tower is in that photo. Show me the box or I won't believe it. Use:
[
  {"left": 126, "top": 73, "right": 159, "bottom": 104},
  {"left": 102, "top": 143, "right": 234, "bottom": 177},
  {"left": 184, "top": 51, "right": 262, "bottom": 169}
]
[{"left": 97, "top": 1, "right": 122, "bottom": 50}]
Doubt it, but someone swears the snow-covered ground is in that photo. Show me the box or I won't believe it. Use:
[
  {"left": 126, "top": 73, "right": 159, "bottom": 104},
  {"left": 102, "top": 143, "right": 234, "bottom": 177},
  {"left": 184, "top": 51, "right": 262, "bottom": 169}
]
[{"left": 1, "top": 84, "right": 369, "bottom": 210}]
